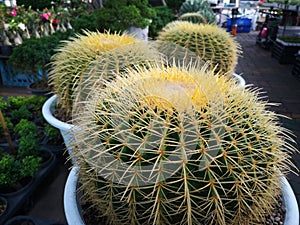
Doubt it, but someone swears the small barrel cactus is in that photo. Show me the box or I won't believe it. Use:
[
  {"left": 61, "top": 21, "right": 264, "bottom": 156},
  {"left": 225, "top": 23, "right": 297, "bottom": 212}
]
[
  {"left": 71, "top": 61, "right": 297, "bottom": 225},
  {"left": 178, "top": 0, "right": 212, "bottom": 17},
  {"left": 178, "top": 11, "right": 217, "bottom": 24},
  {"left": 177, "top": 0, "right": 216, "bottom": 25},
  {"left": 157, "top": 21, "right": 241, "bottom": 77},
  {"left": 48, "top": 30, "right": 141, "bottom": 119}
]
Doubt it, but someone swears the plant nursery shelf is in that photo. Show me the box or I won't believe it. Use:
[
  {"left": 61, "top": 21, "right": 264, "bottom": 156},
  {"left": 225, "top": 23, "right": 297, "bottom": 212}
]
[
  {"left": 271, "top": 39, "right": 300, "bottom": 64},
  {"left": 0, "top": 58, "right": 36, "bottom": 87}
]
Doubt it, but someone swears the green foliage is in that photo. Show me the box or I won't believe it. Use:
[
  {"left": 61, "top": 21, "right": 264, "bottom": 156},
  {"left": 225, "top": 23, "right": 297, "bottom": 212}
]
[
  {"left": 18, "top": 133, "right": 40, "bottom": 158},
  {"left": 278, "top": 36, "right": 300, "bottom": 43},
  {"left": 0, "top": 154, "right": 41, "bottom": 186},
  {"left": 20, "top": 156, "right": 42, "bottom": 177},
  {"left": 6, "top": 96, "right": 26, "bottom": 110},
  {"left": 0, "top": 155, "right": 19, "bottom": 186},
  {"left": 94, "top": 0, "right": 156, "bottom": 32},
  {"left": 4, "top": 96, "right": 46, "bottom": 122},
  {"left": 149, "top": 6, "right": 175, "bottom": 39},
  {"left": 25, "top": 95, "right": 47, "bottom": 111},
  {"left": 44, "top": 124, "right": 61, "bottom": 143},
  {"left": 14, "top": 119, "right": 39, "bottom": 137},
  {"left": 70, "top": 12, "right": 98, "bottom": 33},
  {"left": 14, "top": 119, "right": 40, "bottom": 158},
  {"left": 0, "top": 116, "right": 13, "bottom": 136},
  {"left": 11, "top": 105, "right": 32, "bottom": 120},
  {"left": 166, "top": 0, "right": 186, "bottom": 12},
  {"left": 0, "top": 96, "right": 51, "bottom": 188},
  {"left": 16, "top": 0, "right": 60, "bottom": 10},
  {"left": 8, "top": 30, "right": 74, "bottom": 76},
  {"left": 0, "top": 97, "right": 8, "bottom": 111}
]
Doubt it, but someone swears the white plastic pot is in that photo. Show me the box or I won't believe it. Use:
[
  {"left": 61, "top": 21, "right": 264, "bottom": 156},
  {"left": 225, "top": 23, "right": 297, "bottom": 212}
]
[
  {"left": 64, "top": 166, "right": 85, "bottom": 225},
  {"left": 233, "top": 73, "right": 246, "bottom": 87},
  {"left": 124, "top": 26, "right": 149, "bottom": 41},
  {"left": 42, "top": 95, "right": 74, "bottom": 158},
  {"left": 64, "top": 166, "right": 298, "bottom": 225}
]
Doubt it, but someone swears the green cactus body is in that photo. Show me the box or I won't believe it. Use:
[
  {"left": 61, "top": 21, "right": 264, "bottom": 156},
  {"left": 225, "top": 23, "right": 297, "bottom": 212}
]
[
  {"left": 178, "top": 0, "right": 212, "bottom": 17},
  {"left": 178, "top": 12, "right": 217, "bottom": 24},
  {"left": 177, "top": 0, "right": 217, "bottom": 25},
  {"left": 48, "top": 31, "right": 140, "bottom": 119},
  {"left": 157, "top": 21, "right": 241, "bottom": 77},
  {"left": 72, "top": 62, "right": 296, "bottom": 225}
]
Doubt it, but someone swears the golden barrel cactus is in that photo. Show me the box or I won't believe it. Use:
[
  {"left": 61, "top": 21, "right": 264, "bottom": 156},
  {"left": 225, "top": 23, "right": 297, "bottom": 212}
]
[
  {"left": 157, "top": 21, "right": 241, "bottom": 77},
  {"left": 71, "top": 61, "right": 296, "bottom": 225},
  {"left": 48, "top": 31, "right": 141, "bottom": 119}
]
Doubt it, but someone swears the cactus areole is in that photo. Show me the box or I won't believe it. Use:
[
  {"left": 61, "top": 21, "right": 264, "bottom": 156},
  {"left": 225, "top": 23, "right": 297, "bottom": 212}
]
[{"left": 72, "top": 63, "right": 296, "bottom": 225}]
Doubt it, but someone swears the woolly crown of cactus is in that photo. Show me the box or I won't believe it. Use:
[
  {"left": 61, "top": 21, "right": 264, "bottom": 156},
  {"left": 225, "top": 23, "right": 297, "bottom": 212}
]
[
  {"left": 71, "top": 61, "right": 297, "bottom": 225},
  {"left": 48, "top": 30, "right": 140, "bottom": 119},
  {"left": 157, "top": 21, "right": 241, "bottom": 77}
]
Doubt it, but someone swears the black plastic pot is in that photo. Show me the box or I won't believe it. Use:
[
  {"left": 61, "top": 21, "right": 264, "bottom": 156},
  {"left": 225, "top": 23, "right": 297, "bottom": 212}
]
[
  {"left": 4, "top": 215, "right": 66, "bottom": 225},
  {"left": 0, "top": 196, "right": 7, "bottom": 218},
  {"left": 0, "top": 150, "right": 57, "bottom": 224},
  {"left": 0, "top": 46, "right": 13, "bottom": 57},
  {"left": 27, "top": 82, "right": 51, "bottom": 97}
]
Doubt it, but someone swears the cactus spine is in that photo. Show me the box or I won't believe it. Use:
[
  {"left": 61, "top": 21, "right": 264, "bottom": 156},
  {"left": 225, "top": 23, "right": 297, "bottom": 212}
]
[
  {"left": 71, "top": 61, "right": 296, "bottom": 225},
  {"left": 157, "top": 21, "right": 241, "bottom": 77}
]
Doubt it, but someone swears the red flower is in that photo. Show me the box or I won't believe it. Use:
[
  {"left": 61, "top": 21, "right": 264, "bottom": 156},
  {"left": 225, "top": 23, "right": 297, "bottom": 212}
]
[
  {"left": 11, "top": 8, "right": 17, "bottom": 17},
  {"left": 52, "top": 19, "right": 58, "bottom": 25},
  {"left": 42, "top": 12, "right": 51, "bottom": 21}
]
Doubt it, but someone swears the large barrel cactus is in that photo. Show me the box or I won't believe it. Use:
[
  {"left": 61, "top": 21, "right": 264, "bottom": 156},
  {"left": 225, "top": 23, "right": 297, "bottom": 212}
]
[
  {"left": 157, "top": 21, "right": 241, "bottom": 77},
  {"left": 48, "top": 31, "right": 140, "bottom": 119},
  {"left": 71, "top": 61, "right": 296, "bottom": 225}
]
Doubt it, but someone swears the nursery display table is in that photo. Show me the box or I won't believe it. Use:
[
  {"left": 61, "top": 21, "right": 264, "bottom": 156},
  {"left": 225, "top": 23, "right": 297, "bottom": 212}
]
[
  {"left": 271, "top": 39, "right": 300, "bottom": 64},
  {"left": 0, "top": 56, "right": 35, "bottom": 87}
]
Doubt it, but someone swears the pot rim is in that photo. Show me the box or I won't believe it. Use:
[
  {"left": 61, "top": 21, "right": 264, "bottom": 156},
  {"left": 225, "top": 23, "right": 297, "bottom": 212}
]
[{"left": 42, "top": 95, "right": 74, "bottom": 131}]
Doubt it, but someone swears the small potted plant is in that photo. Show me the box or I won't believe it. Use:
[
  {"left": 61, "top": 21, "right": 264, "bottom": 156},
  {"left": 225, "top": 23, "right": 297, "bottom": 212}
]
[
  {"left": 6, "top": 30, "right": 73, "bottom": 93},
  {"left": 64, "top": 59, "right": 298, "bottom": 224},
  {"left": 94, "top": 0, "right": 156, "bottom": 40},
  {"left": 0, "top": 111, "right": 56, "bottom": 224}
]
